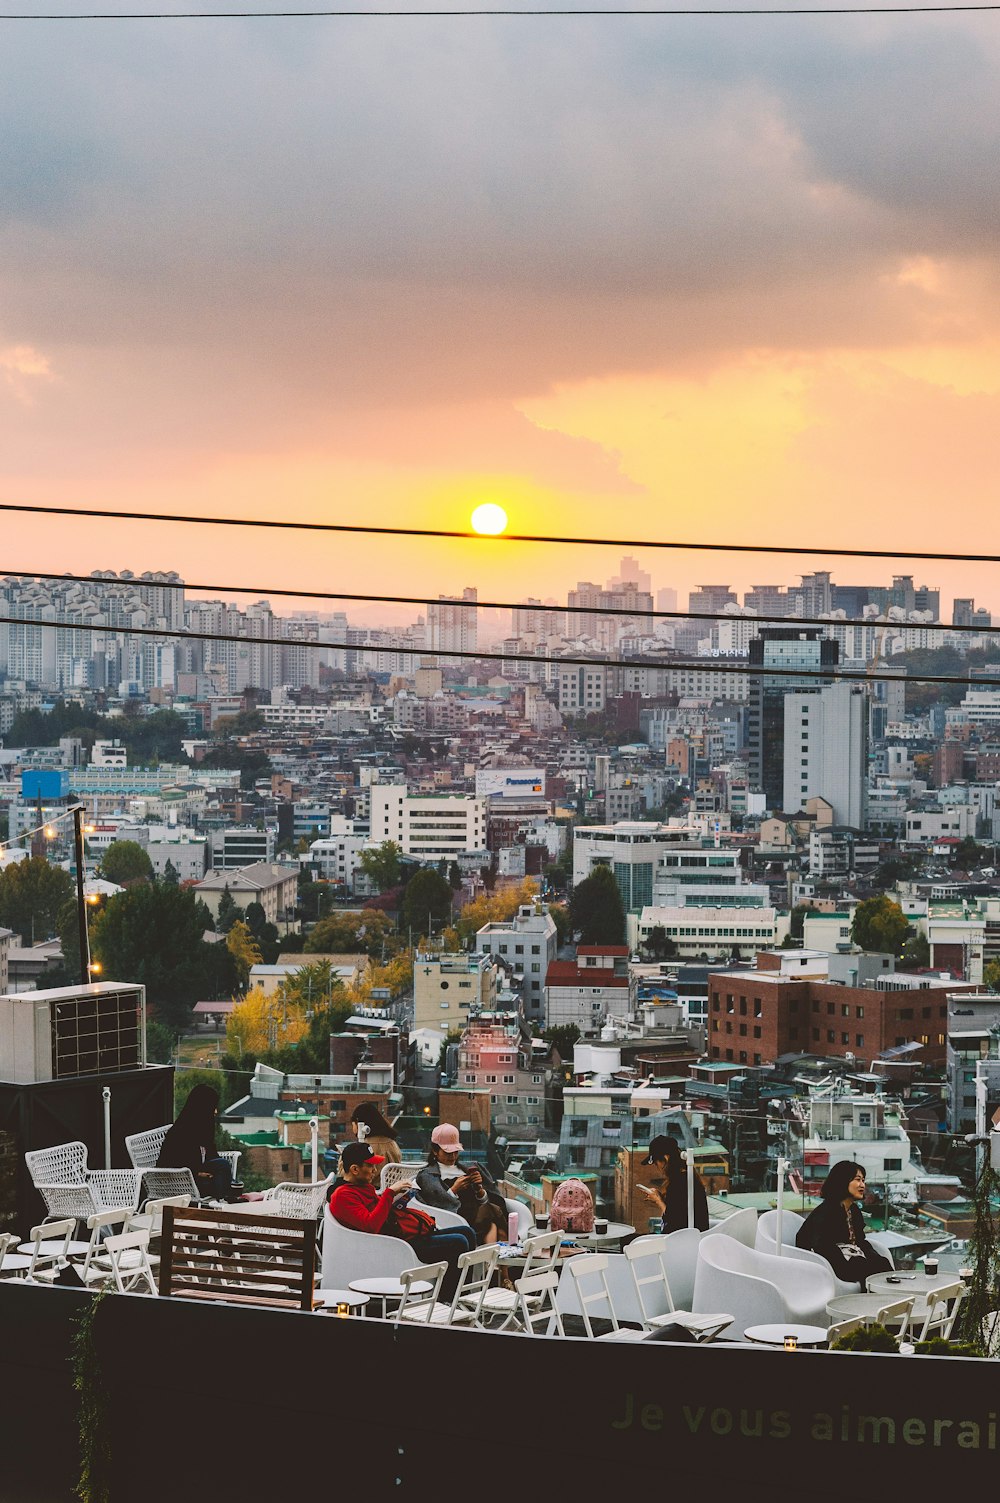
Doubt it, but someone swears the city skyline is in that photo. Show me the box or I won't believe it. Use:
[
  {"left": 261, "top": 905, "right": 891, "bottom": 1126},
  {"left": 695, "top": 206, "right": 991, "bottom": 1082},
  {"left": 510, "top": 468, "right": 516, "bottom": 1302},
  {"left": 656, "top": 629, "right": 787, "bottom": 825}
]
[{"left": 4, "top": 9, "right": 1000, "bottom": 615}]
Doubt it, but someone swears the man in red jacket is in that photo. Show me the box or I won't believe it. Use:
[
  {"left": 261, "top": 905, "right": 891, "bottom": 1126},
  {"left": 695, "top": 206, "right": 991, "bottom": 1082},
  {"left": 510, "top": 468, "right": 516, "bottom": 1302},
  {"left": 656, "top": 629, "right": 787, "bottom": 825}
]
[{"left": 330, "top": 1141, "right": 476, "bottom": 1299}]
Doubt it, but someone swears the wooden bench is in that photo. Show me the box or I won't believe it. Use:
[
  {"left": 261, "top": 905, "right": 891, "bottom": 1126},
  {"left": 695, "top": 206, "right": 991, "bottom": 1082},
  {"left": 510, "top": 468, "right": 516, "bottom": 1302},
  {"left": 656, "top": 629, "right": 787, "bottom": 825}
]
[{"left": 159, "top": 1205, "right": 317, "bottom": 1310}]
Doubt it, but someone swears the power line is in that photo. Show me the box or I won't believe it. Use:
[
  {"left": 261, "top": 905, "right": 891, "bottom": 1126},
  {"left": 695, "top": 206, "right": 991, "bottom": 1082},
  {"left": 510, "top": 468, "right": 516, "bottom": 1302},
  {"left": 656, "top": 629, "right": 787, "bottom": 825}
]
[
  {"left": 1, "top": 500, "right": 999, "bottom": 567},
  {"left": 0, "top": 608, "right": 995, "bottom": 686},
  {"left": 3, "top": 565, "right": 995, "bottom": 638},
  {"left": 2, "top": 3, "right": 998, "bottom": 15}
]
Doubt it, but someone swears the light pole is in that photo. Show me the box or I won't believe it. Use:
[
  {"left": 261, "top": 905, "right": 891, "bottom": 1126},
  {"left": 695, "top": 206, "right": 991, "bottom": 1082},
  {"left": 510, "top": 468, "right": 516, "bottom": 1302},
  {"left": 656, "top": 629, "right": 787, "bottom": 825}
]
[{"left": 72, "top": 805, "right": 92, "bottom": 983}]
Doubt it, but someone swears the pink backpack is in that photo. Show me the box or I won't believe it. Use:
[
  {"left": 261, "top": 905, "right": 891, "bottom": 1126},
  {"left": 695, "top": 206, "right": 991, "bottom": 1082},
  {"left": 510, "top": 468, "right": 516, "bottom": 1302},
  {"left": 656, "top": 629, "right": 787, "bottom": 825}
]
[{"left": 549, "top": 1178, "right": 595, "bottom": 1234}]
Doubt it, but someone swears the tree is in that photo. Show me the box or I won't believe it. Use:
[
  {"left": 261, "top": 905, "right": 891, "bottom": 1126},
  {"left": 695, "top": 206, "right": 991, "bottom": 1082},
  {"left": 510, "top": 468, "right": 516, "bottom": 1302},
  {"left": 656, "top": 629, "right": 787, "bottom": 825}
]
[
  {"left": 898, "top": 930, "right": 930, "bottom": 971},
  {"left": 305, "top": 908, "right": 397, "bottom": 959},
  {"left": 984, "top": 959, "right": 1000, "bottom": 992},
  {"left": 642, "top": 925, "right": 677, "bottom": 961},
  {"left": 226, "top": 920, "right": 263, "bottom": 988},
  {"left": 790, "top": 903, "right": 817, "bottom": 940},
  {"left": 358, "top": 840, "right": 403, "bottom": 893},
  {"left": 953, "top": 837, "right": 990, "bottom": 870},
  {"left": 244, "top": 901, "right": 281, "bottom": 963},
  {"left": 216, "top": 887, "right": 242, "bottom": 934},
  {"left": 100, "top": 839, "right": 154, "bottom": 887},
  {"left": 543, "top": 1024, "right": 580, "bottom": 1062},
  {"left": 0, "top": 856, "right": 74, "bottom": 944},
  {"left": 90, "top": 884, "right": 238, "bottom": 1032},
  {"left": 401, "top": 868, "right": 454, "bottom": 938},
  {"left": 447, "top": 877, "right": 540, "bottom": 948},
  {"left": 850, "top": 895, "right": 910, "bottom": 956},
  {"left": 570, "top": 866, "right": 626, "bottom": 946},
  {"left": 226, "top": 985, "right": 306, "bottom": 1058}
]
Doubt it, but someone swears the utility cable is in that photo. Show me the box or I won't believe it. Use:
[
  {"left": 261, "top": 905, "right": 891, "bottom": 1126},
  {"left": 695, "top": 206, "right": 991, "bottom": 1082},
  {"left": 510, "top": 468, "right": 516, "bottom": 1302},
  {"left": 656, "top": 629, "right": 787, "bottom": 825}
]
[
  {"left": 0, "top": 608, "right": 995, "bottom": 686},
  {"left": 3, "top": 4, "right": 1000, "bottom": 16},
  {"left": 0, "top": 501, "right": 998, "bottom": 568},
  {"left": 2, "top": 566, "right": 993, "bottom": 639}
]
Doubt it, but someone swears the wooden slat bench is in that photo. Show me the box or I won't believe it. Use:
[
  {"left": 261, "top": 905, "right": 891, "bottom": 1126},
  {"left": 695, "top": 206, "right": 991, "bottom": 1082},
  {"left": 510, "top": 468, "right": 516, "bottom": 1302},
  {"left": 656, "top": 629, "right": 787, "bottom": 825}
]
[{"left": 159, "top": 1205, "right": 317, "bottom": 1310}]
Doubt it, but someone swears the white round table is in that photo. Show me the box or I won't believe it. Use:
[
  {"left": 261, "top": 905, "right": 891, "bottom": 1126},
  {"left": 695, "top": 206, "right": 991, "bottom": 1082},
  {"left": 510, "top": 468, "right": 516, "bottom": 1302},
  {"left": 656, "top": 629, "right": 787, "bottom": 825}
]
[
  {"left": 827, "top": 1293, "right": 897, "bottom": 1321},
  {"left": 569, "top": 1222, "right": 635, "bottom": 1247},
  {"left": 314, "top": 1288, "right": 370, "bottom": 1315},
  {"left": 349, "top": 1275, "right": 433, "bottom": 1317},
  {"left": 17, "top": 1239, "right": 91, "bottom": 1259},
  {"left": 744, "top": 1323, "right": 829, "bottom": 1348},
  {"left": 866, "top": 1271, "right": 957, "bottom": 1299}
]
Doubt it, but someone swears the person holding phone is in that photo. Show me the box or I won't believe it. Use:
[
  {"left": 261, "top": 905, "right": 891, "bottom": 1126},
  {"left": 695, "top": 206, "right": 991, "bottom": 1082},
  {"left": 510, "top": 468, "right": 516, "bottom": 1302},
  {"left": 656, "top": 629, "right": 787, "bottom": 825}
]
[
  {"left": 416, "top": 1123, "right": 509, "bottom": 1244},
  {"left": 638, "top": 1135, "right": 709, "bottom": 1234}
]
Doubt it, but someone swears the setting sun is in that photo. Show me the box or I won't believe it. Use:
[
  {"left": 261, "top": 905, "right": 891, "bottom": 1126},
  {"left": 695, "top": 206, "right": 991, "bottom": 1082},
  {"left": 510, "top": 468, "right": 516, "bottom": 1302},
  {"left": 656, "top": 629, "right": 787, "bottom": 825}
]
[{"left": 470, "top": 503, "right": 508, "bottom": 536}]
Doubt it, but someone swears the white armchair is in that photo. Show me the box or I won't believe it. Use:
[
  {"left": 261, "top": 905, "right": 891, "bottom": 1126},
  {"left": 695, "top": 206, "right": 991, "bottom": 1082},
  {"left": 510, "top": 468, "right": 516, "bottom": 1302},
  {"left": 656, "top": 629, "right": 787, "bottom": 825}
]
[
  {"left": 320, "top": 1207, "right": 416, "bottom": 1289},
  {"left": 704, "top": 1207, "right": 758, "bottom": 1247},
  {"left": 693, "top": 1234, "right": 836, "bottom": 1338},
  {"left": 657, "top": 1228, "right": 703, "bottom": 1311},
  {"left": 755, "top": 1209, "right": 858, "bottom": 1296}
]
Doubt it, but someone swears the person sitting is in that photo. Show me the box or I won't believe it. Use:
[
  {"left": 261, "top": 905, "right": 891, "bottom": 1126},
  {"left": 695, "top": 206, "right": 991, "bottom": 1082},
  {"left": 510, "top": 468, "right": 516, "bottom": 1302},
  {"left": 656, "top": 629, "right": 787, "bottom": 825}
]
[
  {"left": 158, "top": 1082, "right": 238, "bottom": 1202},
  {"left": 329, "top": 1142, "right": 476, "bottom": 1299},
  {"left": 795, "top": 1160, "right": 893, "bottom": 1289},
  {"left": 416, "top": 1124, "right": 509, "bottom": 1245},
  {"left": 636, "top": 1135, "right": 709, "bottom": 1234},
  {"left": 346, "top": 1102, "right": 402, "bottom": 1166}
]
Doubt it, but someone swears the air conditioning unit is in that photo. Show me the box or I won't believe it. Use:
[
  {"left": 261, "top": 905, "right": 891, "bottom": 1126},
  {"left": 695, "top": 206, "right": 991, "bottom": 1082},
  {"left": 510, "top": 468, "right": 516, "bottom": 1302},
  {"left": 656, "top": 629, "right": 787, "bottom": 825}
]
[{"left": 0, "top": 983, "right": 146, "bottom": 1085}]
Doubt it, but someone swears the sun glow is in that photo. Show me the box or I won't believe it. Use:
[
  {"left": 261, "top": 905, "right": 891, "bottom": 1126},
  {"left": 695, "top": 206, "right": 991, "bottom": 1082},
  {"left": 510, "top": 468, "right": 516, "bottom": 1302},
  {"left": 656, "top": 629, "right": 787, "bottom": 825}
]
[{"left": 470, "top": 503, "right": 508, "bottom": 536}]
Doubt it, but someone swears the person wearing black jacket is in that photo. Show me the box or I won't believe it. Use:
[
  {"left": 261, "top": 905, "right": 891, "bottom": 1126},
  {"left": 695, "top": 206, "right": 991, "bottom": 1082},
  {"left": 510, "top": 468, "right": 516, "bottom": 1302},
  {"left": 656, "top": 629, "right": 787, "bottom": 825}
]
[
  {"left": 795, "top": 1160, "right": 892, "bottom": 1288},
  {"left": 416, "top": 1123, "right": 509, "bottom": 1244},
  {"left": 638, "top": 1135, "right": 710, "bottom": 1234},
  {"left": 158, "top": 1083, "right": 237, "bottom": 1201}
]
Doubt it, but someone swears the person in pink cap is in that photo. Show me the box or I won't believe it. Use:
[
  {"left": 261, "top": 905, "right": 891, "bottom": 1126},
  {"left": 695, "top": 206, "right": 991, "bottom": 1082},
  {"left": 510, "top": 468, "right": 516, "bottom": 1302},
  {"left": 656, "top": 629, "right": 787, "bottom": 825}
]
[{"left": 416, "top": 1123, "right": 509, "bottom": 1244}]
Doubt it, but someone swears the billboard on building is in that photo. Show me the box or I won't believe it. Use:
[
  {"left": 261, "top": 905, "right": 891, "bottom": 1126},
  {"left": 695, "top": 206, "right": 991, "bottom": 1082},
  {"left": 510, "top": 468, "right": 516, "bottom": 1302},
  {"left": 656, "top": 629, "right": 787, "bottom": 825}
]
[
  {"left": 21, "top": 769, "right": 69, "bottom": 801},
  {"left": 475, "top": 769, "right": 546, "bottom": 800}
]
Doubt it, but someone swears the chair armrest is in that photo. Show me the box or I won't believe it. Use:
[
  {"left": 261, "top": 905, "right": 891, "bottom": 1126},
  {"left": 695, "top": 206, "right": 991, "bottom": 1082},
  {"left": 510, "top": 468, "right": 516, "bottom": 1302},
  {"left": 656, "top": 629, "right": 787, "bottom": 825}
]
[
  {"left": 34, "top": 1183, "right": 97, "bottom": 1220},
  {"left": 87, "top": 1170, "right": 142, "bottom": 1212}
]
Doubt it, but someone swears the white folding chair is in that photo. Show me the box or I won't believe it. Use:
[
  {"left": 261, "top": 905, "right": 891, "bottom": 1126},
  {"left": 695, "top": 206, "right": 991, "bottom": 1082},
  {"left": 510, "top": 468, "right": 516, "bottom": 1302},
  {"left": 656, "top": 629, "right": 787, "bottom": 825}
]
[
  {"left": 130, "top": 1195, "right": 192, "bottom": 1238},
  {"left": 564, "top": 1254, "right": 645, "bottom": 1342},
  {"left": 392, "top": 1261, "right": 449, "bottom": 1325},
  {"left": 23, "top": 1219, "right": 77, "bottom": 1282},
  {"left": 452, "top": 1244, "right": 503, "bottom": 1326},
  {"left": 79, "top": 1208, "right": 135, "bottom": 1285},
  {"left": 0, "top": 1232, "right": 33, "bottom": 1279},
  {"left": 514, "top": 1269, "right": 565, "bottom": 1337},
  {"left": 827, "top": 1317, "right": 865, "bottom": 1345},
  {"left": 872, "top": 1296, "right": 916, "bottom": 1342},
  {"left": 99, "top": 1230, "right": 158, "bottom": 1295},
  {"left": 472, "top": 1230, "right": 564, "bottom": 1331},
  {"left": 624, "top": 1238, "right": 732, "bottom": 1341},
  {"left": 912, "top": 1281, "right": 964, "bottom": 1342}
]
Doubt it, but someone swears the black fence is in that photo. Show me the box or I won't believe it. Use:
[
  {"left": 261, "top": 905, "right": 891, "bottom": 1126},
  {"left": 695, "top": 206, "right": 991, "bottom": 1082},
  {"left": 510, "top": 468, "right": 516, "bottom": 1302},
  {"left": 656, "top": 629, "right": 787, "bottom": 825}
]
[
  {"left": 0, "top": 1065, "right": 174, "bottom": 1232},
  {"left": 0, "top": 1280, "right": 993, "bottom": 1501}
]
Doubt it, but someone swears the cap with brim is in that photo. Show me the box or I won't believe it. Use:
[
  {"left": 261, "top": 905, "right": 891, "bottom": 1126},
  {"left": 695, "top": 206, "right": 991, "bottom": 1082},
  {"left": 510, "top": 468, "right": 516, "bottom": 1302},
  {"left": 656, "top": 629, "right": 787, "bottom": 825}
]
[
  {"left": 641, "top": 1135, "right": 673, "bottom": 1165},
  {"left": 341, "top": 1142, "right": 386, "bottom": 1170}
]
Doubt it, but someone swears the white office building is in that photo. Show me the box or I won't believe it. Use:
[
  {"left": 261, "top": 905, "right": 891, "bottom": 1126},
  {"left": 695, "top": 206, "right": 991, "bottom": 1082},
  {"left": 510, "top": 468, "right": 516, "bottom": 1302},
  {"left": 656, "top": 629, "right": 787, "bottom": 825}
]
[
  {"left": 782, "top": 683, "right": 868, "bottom": 827},
  {"left": 369, "top": 787, "right": 486, "bottom": 858},
  {"left": 474, "top": 903, "right": 558, "bottom": 1021}
]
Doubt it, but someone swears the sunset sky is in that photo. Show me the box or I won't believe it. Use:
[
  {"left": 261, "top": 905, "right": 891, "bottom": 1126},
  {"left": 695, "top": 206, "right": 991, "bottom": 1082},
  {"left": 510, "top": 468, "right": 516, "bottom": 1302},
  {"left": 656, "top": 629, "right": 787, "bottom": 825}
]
[{"left": 3, "top": 4, "right": 1000, "bottom": 626}]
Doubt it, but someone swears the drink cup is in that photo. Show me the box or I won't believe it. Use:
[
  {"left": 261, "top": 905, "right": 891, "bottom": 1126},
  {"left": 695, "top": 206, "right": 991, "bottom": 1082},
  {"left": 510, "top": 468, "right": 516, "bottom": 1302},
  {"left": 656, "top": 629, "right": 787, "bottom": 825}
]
[
  {"left": 536, "top": 1213, "right": 549, "bottom": 1230},
  {"left": 960, "top": 1266, "right": 973, "bottom": 1286},
  {"left": 595, "top": 1219, "right": 609, "bottom": 1235},
  {"left": 924, "top": 1256, "right": 939, "bottom": 1277}
]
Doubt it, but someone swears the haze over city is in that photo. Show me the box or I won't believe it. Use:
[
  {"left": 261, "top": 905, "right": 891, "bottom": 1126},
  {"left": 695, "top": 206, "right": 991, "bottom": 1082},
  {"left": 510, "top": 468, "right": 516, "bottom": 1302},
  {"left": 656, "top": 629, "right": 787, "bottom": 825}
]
[{"left": 3, "top": 3, "right": 1000, "bottom": 611}]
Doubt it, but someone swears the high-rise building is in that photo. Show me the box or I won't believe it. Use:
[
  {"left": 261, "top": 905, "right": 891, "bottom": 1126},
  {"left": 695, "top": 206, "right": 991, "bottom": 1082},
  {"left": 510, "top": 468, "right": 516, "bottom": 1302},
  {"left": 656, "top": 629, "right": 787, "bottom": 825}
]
[
  {"left": 512, "top": 598, "right": 561, "bottom": 638},
  {"left": 427, "top": 588, "right": 478, "bottom": 657},
  {"left": 688, "top": 585, "right": 738, "bottom": 619},
  {"left": 782, "top": 683, "right": 868, "bottom": 826},
  {"left": 607, "top": 556, "right": 651, "bottom": 594},
  {"left": 747, "top": 629, "right": 839, "bottom": 811}
]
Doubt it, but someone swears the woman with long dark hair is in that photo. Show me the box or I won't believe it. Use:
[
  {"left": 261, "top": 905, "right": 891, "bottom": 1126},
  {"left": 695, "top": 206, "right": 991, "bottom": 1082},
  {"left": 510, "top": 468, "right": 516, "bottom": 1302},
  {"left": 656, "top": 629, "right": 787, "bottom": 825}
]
[
  {"left": 795, "top": 1160, "right": 892, "bottom": 1288},
  {"left": 158, "top": 1083, "right": 236, "bottom": 1201},
  {"left": 636, "top": 1135, "right": 710, "bottom": 1234},
  {"left": 349, "top": 1102, "right": 402, "bottom": 1165}
]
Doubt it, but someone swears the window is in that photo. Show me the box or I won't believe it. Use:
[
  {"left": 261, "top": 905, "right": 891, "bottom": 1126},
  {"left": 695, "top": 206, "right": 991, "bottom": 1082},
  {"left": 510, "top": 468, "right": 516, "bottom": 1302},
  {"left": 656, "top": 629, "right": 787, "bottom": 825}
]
[
  {"left": 515, "top": 945, "right": 524, "bottom": 955},
  {"left": 827, "top": 1003, "right": 835, "bottom": 1016},
  {"left": 485, "top": 1073, "right": 497, "bottom": 1083},
  {"left": 856, "top": 1034, "right": 864, "bottom": 1046},
  {"left": 884, "top": 1158, "right": 902, "bottom": 1172},
  {"left": 526, "top": 1096, "right": 540, "bottom": 1105},
  {"left": 531, "top": 945, "right": 540, "bottom": 955},
  {"left": 841, "top": 1005, "right": 850, "bottom": 1018},
  {"left": 841, "top": 1033, "right": 849, "bottom": 1045},
  {"left": 827, "top": 1030, "right": 835, "bottom": 1043},
  {"left": 739, "top": 1023, "right": 747, "bottom": 1037},
  {"left": 753, "top": 1025, "right": 761, "bottom": 1039},
  {"left": 739, "top": 998, "right": 747, "bottom": 1016},
  {"left": 570, "top": 1119, "right": 587, "bottom": 1138},
  {"left": 753, "top": 1053, "right": 761, "bottom": 1065},
  {"left": 739, "top": 1050, "right": 747, "bottom": 1063},
  {"left": 532, "top": 1074, "right": 541, "bottom": 1084},
  {"left": 503, "top": 1074, "right": 515, "bottom": 1084},
  {"left": 506, "top": 1095, "right": 518, "bottom": 1104},
  {"left": 463, "top": 1073, "right": 475, "bottom": 1083},
  {"left": 754, "top": 998, "right": 762, "bottom": 1018},
  {"left": 856, "top": 1006, "right": 865, "bottom": 1019}
]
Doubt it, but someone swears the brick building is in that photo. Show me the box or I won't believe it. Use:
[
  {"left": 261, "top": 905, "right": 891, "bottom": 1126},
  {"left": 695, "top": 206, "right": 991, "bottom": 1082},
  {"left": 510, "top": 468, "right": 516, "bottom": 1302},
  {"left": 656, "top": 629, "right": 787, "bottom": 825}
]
[{"left": 707, "top": 951, "right": 977, "bottom": 1070}]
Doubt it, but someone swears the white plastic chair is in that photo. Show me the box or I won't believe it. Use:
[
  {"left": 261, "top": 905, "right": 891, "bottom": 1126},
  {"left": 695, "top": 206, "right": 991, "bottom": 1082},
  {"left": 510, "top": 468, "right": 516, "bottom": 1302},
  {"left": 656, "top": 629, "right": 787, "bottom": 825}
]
[
  {"left": 563, "top": 1253, "right": 646, "bottom": 1342},
  {"left": 755, "top": 1210, "right": 858, "bottom": 1296},
  {"left": 657, "top": 1227, "right": 703, "bottom": 1311},
  {"left": 319, "top": 1207, "right": 416, "bottom": 1289},
  {"left": 125, "top": 1124, "right": 240, "bottom": 1205},
  {"left": 410, "top": 1199, "right": 469, "bottom": 1230},
  {"left": 624, "top": 1238, "right": 732, "bottom": 1340},
  {"left": 378, "top": 1162, "right": 425, "bottom": 1192},
  {"left": 693, "top": 1233, "right": 836, "bottom": 1338},
  {"left": 704, "top": 1207, "right": 758, "bottom": 1247}
]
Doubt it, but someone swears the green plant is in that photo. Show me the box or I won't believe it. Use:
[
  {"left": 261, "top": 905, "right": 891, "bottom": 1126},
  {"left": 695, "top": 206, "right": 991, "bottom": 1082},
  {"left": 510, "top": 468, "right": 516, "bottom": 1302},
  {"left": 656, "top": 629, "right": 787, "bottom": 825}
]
[
  {"left": 958, "top": 1153, "right": 1000, "bottom": 1350},
  {"left": 829, "top": 1322, "right": 898, "bottom": 1353},
  {"left": 71, "top": 1286, "right": 115, "bottom": 1503},
  {"left": 914, "top": 1337, "right": 984, "bottom": 1358}
]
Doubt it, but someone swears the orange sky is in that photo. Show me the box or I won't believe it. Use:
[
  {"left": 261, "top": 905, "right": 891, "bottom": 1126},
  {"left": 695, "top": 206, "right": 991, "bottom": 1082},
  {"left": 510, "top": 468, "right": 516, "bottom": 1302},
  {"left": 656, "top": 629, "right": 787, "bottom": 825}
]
[{"left": 2, "top": 10, "right": 1000, "bottom": 624}]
